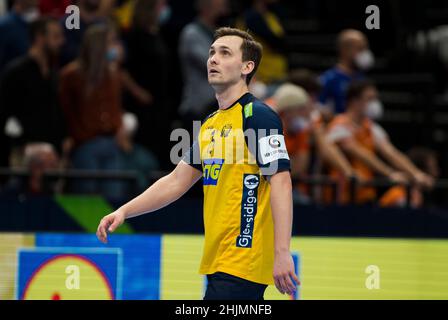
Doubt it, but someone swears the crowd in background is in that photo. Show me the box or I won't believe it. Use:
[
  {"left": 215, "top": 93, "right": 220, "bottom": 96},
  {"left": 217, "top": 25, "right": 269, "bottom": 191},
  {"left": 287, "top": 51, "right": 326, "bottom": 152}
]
[{"left": 0, "top": 0, "right": 442, "bottom": 207}]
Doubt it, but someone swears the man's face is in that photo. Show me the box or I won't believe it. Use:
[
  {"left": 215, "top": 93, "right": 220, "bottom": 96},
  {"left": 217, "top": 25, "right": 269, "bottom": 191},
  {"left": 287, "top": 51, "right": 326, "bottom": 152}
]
[
  {"left": 207, "top": 36, "right": 252, "bottom": 88},
  {"left": 284, "top": 102, "right": 312, "bottom": 121},
  {"left": 44, "top": 22, "right": 64, "bottom": 56},
  {"left": 358, "top": 86, "right": 378, "bottom": 116},
  {"left": 348, "top": 38, "right": 368, "bottom": 61}
]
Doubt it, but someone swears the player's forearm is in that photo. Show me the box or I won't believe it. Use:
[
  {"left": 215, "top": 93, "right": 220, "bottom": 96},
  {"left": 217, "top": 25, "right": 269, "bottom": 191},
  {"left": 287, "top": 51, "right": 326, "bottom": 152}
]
[
  {"left": 269, "top": 172, "right": 293, "bottom": 254},
  {"left": 119, "top": 173, "right": 186, "bottom": 219}
]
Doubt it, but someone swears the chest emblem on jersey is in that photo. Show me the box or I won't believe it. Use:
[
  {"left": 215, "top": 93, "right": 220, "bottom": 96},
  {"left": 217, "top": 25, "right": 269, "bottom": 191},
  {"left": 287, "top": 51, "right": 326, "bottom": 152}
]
[
  {"left": 220, "top": 124, "right": 232, "bottom": 138},
  {"left": 206, "top": 129, "right": 217, "bottom": 156},
  {"left": 203, "top": 158, "right": 224, "bottom": 186}
]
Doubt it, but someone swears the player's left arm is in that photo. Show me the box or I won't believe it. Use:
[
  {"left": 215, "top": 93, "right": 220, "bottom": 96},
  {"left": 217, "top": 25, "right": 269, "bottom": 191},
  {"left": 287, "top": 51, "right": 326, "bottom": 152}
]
[
  {"left": 245, "top": 102, "right": 300, "bottom": 295},
  {"left": 268, "top": 171, "right": 300, "bottom": 295}
]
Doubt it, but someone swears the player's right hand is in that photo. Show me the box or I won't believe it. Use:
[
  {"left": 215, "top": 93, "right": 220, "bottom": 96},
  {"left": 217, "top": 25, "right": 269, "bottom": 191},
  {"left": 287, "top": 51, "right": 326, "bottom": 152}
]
[{"left": 96, "top": 210, "right": 126, "bottom": 244}]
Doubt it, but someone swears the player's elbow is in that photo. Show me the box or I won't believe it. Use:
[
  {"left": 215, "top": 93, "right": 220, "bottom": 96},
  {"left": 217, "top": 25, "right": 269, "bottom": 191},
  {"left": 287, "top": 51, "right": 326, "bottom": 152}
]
[{"left": 269, "top": 170, "right": 292, "bottom": 190}]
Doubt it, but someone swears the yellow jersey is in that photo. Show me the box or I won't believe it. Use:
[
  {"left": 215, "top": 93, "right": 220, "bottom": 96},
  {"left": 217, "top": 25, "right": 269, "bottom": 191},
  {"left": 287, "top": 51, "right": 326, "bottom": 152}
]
[{"left": 183, "top": 93, "right": 290, "bottom": 285}]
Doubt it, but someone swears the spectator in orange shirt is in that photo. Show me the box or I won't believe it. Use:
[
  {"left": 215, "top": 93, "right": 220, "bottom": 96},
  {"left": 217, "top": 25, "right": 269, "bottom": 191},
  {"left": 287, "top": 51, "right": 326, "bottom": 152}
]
[
  {"left": 380, "top": 147, "right": 439, "bottom": 208},
  {"left": 326, "top": 80, "right": 433, "bottom": 205},
  {"left": 267, "top": 82, "right": 355, "bottom": 203}
]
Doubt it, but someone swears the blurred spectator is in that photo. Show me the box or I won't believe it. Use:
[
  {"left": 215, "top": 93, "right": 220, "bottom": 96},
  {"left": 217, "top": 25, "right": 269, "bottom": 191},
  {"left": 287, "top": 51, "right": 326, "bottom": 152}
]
[
  {"left": 325, "top": 80, "right": 433, "bottom": 205},
  {"left": 116, "top": 112, "right": 159, "bottom": 194},
  {"left": 39, "top": 0, "right": 72, "bottom": 18},
  {"left": 123, "top": 0, "right": 171, "bottom": 167},
  {"left": 380, "top": 147, "right": 439, "bottom": 208},
  {"left": 248, "top": 75, "right": 268, "bottom": 100},
  {"left": 114, "top": 0, "right": 134, "bottom": 31},
  {"left": 60, "top": 0, "right": 105, "bottom": 65},
  {"left": 0, "top": 17, "right": 66, "bottom": 168},
  {"left": 4, "top": 142, "right": 60, "bottom": 195},
  {"left": 0, "top": 0, "right": 39, "bottom": 70},
  {"left": 319, "top": 29, "right": 373, "bottom": 116},
  {"left": 59, "top": 23, "right": 125, "bottom": 198},
  {"left": 235, "top": 0, "right": 287, "bottom": 84},
  {"left": 0, "top": 0, "right": 7, "bottom": 17},
  {"left": 99, "top": 0, "right": 117, "bottom": 17},
  {"left": 23, "top": 142, "right": 59, "bottom": 194},
  {"left": 288, "top": 69, "right": 322, "bottom": 107},
  {"left": 178, "top": 0, "right": 228, "bottom": 124},
  {"left": 268, "top": 82, "right": 355, "bottom": 204}
]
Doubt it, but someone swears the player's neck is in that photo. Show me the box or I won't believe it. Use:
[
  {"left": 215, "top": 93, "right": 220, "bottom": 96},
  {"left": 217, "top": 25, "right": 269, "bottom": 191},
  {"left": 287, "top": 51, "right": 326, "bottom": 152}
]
[{"left": 215, "top": 82, "right": 249, "bottom": 110}]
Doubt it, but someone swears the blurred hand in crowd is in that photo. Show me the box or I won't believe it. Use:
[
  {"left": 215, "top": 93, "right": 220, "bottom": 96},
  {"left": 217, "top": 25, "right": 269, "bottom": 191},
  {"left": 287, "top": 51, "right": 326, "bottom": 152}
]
[
  {"left": 387, "top": 171, "right": 409, "bottom": 185},
  {"left": 133, "top": 86, "right": 153, "bottom": 106},
  {"left": 413, "top": 171, "right": 435, "bottom": 190}
]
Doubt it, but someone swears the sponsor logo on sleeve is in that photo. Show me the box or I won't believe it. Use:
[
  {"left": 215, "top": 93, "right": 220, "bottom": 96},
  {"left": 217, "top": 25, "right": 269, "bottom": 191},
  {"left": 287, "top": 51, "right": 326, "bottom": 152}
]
[{"left": 259, "top": 135, "right": 290, "bottom": 165}]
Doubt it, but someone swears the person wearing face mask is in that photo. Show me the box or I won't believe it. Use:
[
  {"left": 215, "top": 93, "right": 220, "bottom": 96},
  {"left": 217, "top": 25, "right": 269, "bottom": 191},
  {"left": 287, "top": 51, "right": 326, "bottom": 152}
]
[
  {"left": 122, "top": 0, "right": 172, "bottom": 168},
  {"left": 59, "top": 23, "right": 128, "bottom": 199},
  {"left": 0, "top": 17, "right": 66, "bottom": 171},
  {"left": 178, "top": 0, "right": 229, "bottom": 128},
  {"left": 319, "top": 29, "right": 374, "bottom": 116},
  {"left": 325, "top": 80, "right": 434, "bottom": 205},
  {"left": 268, "top": 83, "right": 356, "bottom": 204},
  {"left": 0, "top": 0, "right": 40, "bottom": 70},
  {"left": 60, "top": 0, "right": 105, "bottom": 66}
]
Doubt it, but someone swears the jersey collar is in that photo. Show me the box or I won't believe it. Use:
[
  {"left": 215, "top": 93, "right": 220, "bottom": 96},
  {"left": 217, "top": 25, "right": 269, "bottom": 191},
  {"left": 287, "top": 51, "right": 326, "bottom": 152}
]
[{"left": 219, "top": 92, "right": 253, "bottom": 112}]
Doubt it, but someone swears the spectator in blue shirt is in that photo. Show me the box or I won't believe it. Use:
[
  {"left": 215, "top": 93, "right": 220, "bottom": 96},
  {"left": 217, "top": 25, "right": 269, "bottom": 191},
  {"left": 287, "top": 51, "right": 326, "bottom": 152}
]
[
  {"left": 0, "top": 0, "right": 40, "bottom": 70},
  {"left": 319, "top": 29, "right": 374, "bottom": 115}
]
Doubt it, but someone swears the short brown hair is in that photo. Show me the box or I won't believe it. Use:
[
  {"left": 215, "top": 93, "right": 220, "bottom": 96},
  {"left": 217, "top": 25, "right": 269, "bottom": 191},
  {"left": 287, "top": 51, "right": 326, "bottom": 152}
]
[
  {"left": 213, "top": 27, "right": 263, "bottom": 85},
  {"left": 288, "top": 69, "right": 322, "bottom": 96},
  {"left": 346, "top": 79, "right": 376, "bottom": 104}
]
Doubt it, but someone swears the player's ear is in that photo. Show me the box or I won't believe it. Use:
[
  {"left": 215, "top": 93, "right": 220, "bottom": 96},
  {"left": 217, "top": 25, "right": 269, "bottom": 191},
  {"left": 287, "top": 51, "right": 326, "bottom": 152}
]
[{"left": 241, "top": 61, "right": 255, "bottom": 77}]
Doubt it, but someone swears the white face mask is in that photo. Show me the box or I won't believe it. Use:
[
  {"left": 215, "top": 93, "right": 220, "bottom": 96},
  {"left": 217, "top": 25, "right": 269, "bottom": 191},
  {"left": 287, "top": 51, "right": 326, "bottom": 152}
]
[
  {"left": 4, "top": 117, "right": 23, "bottom": 138},
  {"left": 365, "top": 99, "right": 384, "bottom": 120},
  {"left": 22, "top": 8, "right": 40, "bottom": 23},
  {"left": 123, "top": 112, "right": 139, "bottom": 136},
  {"left": 354, "top": 49, "right": 375, "bottom": 71},
  {"left": 289, "top": 116, "right": 311, "bottom": 133}
]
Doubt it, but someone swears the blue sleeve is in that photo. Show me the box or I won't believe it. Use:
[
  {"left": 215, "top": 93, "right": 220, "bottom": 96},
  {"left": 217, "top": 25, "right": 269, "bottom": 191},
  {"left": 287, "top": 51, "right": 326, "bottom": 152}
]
[
  {"left": 318, "top": 72, "right": 331, "bottom": 105},
  {"left": 182, "top": 140, "right": 202, "bottom": 172},
  {"left": 243, "top": 102, "right": 291, "bottom": 176}
]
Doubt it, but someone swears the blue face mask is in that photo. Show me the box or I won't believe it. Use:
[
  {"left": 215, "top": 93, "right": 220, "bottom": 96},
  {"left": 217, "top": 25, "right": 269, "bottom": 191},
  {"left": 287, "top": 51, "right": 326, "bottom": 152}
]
[
  {"left": 158, "top": 6, "right": 171, "bottom": 25},
  {"left": 106, "top": 47, "right": 119, "bottom": 62}
]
